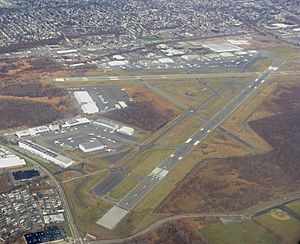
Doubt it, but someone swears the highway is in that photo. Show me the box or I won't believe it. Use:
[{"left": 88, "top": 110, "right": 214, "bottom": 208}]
[
  {"left": 55, "top": 70, "right": 297, "bottom": 83},
  {"left": 118, "top": 59, "right": 284, "bottom": 210}
]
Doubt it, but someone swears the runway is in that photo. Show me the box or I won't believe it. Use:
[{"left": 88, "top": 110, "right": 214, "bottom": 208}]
[
  {"left": 117, "top": 59, "right": 284, "bottom": 210},
  {"left": 55, "top": 69, "right": 296, "bottom": 83}
]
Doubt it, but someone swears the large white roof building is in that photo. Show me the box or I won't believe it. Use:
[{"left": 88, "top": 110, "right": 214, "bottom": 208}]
[{"left": 0, "top": 146, "right": 26, "bottom": 169}]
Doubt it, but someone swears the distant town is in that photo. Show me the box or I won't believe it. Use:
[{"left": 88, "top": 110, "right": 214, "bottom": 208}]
[{"left": 0, "top": 0, "right": 300, "bottom": 244}]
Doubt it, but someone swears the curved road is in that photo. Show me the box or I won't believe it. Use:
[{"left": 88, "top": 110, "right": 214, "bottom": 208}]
[{"left": 90, "top": 213, "right": 245, "bottom": 244}]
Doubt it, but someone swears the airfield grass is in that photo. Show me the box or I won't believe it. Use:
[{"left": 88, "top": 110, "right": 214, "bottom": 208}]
[
  {"left": 114, "top": 209, "right": 170, "bottom": 238},
  {"left": 109, "top": 177, "right": 139, "bottom": 200},
  {"left": 286, "top": 200, "right": 300, "bottom": 215},
  {"left": 56, "top": 79, "right": 140, "bottom": 88},
  {"left": 155, "top": 81, "right": 212, "bottom": 107},
  {"left": 202, "top": 80, "right": 247, "bottom": 115},
  {"left": 255, "top": 212, "right": 300, "bottom": 243},
  {"left": 222, "top": 82, "right": 277, "bottom": 151},
  {"left": 200, "top": 220, "right": 276, "bottom": 244},
  {"left": 63, "top": 171, "right": 111, "bottom": 236},
  {"left": 125, "top": 148, "right": 173, "bottom": 177},
  {"left": 156, "top": 115, "right": 204, "bottom": 146}
]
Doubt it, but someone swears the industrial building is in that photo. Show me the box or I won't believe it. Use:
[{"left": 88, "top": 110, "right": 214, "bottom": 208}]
[
  {"left": 94, "top": 119, "right": 119, "bottom": 130},
  {"left": 16, "top": 126, "right": 50, "bottom": 138},
  {"left": 74, "top": 91, "right": 99, "bottom": 114},
  {"left": 79, "top": 140, "right": 105, "bottom": 153},
  {"left": 0, "top": 146, "right": 26, "bottom": 169},
  {"left": 202, "top": 43, "right": 243, "bottom": 53},
  {"left": 63, "top": 117, "right": 90, "bottom": 127},
  {"left": 117, "top": 126, "right": 135, "bottom": 136},
  {"left": 19, "top": 140, "right": 74, "bottom": 168}
]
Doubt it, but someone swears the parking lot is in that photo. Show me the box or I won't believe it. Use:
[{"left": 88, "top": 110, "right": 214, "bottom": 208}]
[
  {"left": 35, "top": 121, "right": 136, "bottom": 155},
  {"left": 68, "top": 86, "right": 131, "bottom": 113}
]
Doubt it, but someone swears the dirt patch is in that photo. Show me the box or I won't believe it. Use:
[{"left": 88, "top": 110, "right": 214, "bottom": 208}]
[
  {"left": 104, "top": 87, "right": 180, "bottom": 132},
  {"left": 125, "top": 218, "right": 213, "bottom": 244},
  {"left": 0, "top": 173, "right": 12, "bottom": 193},
  {"left": 270, "top": 210, "right": 290, "bottom": 221},
  {"left": 158, "top": 84, "right": 300, "bottom": 214},
  {"left": 0, "top": 57, "right": 69, "bottom": 80}
]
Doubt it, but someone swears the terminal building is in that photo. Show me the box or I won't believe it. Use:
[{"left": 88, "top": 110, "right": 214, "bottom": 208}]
[
  {"left": 0, "top": 146, "right": 26, "bottom": 169},
  {"left": 79, "top": 140, "right": 105, "bottom": 153},
  {"left": 19, "top": 140, "right": 74, "bottom": 168}
]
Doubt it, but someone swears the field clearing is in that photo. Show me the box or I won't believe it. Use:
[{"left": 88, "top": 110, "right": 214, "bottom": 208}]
[
  {"left": 109, "top": 177, "right": 139, "bottom": 200},
  {"left": 156, "top": 115, "right": 203, "bottom": 146},
  {"left": 255, "top": 212, "right": 300, "bottom": 243},
  {"left": 201, "top": 220, "right": 276, "bottom": 244}
]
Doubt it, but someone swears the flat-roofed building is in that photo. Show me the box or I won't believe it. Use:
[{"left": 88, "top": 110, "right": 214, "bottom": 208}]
[
  {"left": 79, "top": 140, "right": 105, "bottom": 153},
  {"left": 0, "top": 146, "right": 26, "bottom": 169},
  {"left": 117, "top": 126, "right": 135, "bottom": 136},
  {"left": 19, "top": 140, "right": 74, "bottom": 168}
]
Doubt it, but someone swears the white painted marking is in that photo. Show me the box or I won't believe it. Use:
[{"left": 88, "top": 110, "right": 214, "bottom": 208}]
[
  {"left": 185, "top": 138, "right": 192, "bottom": 143},
  {"left": 109, "top": 76, "right": 119, "bottom": 80},
  {"left": 193, "top": 140, "right": 200, "bottom": 146}
]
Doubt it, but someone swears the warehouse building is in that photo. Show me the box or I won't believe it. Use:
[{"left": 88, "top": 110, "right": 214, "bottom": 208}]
[
  {"left": 16, "top": 126, "right": 50, "bottom": 139},
  {"left": 117, "top": 126, "right": 135, "bottom": 136},
  {"left": 79, "top": 140, "right": 105, "bottom": 153},
  {"left": 74, "top": 91, "right": 99, "bottom": 114},
  {"left": 93, "top": 119, "right": 119, "bottom": 130},
  {"left": 63, "top": 118, "right": 90, "bottom": 127},
  {"left": 202, "top": 43, "right": 242, "bottom": 53},
  {"left": 0, "top": 146, "right": 26, "bottom": 169},
  {"left": 19, "top": 140, "right": 74, "bottom": 168}
]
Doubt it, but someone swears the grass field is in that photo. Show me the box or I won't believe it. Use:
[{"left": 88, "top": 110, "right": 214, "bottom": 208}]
[
  {"left": 125, "top": 148, "right": 173, "bottom": 177},
  {"left": 286, "top": 200, "right": 300, "bottom": 215},
  {"left": 109, "top": 177, "right": 139, "bottom": 200},
  {"left": 63, "top": 171, "right": 111, "bottom": 236},
  {"left": 255, "top": 211, "right": 300, "bottom": 243},
  {"left": 135, "top": 131, "right": 249, "bottom": 212},
  {"left": 201, "top": 220, "right": 276, "bottom": 244},
  {"left": 156, "top": 115, "right": 203, "bottom": 146},
  {"left": 155, "top": 81, "right": 213, "bottom": 107}
]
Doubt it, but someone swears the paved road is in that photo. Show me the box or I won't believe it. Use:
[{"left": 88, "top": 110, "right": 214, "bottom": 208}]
[
  {"left": 55, "top": 70, "right": 298, "bottom": 83},
  {"left": 118, "top": 59, "right": 284, "bottom": 210}
]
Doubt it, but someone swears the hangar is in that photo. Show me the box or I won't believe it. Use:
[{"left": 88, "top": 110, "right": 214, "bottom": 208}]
[
  {"left": 79, "top": 140, "right": 105, "bottom": 153},
  {"left": 117, "top": 126, "right": 135, "bottom": 136}
]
